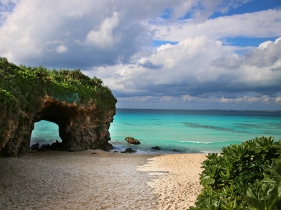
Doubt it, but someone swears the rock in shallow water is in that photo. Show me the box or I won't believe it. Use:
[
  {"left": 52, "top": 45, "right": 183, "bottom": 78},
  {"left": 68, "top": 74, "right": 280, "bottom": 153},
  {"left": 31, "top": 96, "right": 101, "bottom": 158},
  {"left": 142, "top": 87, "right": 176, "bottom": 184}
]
[
  {"left": 125, "top": 137, "right": 141, "bottom": 145},
  {"left": 151, "top": 146, "right": 161, "bottom": 150},
  {"left": 121, "top": 148, "right": 137, "bottom": 153}
]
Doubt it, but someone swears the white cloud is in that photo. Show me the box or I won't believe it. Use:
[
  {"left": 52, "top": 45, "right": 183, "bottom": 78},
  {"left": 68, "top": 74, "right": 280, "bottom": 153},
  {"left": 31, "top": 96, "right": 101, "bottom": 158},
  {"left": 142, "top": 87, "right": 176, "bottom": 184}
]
[
  {"left": 95, "top": 36, "right": 227, "bottom": 89},
  {"left": 259, "top": 41, "right": 272, "bottom": 49},
  {"left": 153, "top": 9, "right": 281, "bottom": 42},
  {"left": 115, "top": 92, "right": 280, "bottom": 109},
  {"left": 1, "top": 0, "right": 280, "bottom": 109},
  {"left": 0, "top": 0, "right": 162, "bottom": 67},
  {"left": 85, "top": 12, "right": 120, "bottom": 48},
  {"left": 1, "top": 0, "right": 280, "bottom": 68},
  {"left": 160, "top": 96, "right": 174, "bottom": 101},
  {"left": 182, "top": 94, "right": 195, "bottom": 101},
  {"left": 1, "top": 0, "right": 262, "bottom": 63},
  {"left": 56, "top": 45, "right": 68, "bottom": 53},
  {"left": 90, "top": 36, "right": 281, "bottom": 108}
]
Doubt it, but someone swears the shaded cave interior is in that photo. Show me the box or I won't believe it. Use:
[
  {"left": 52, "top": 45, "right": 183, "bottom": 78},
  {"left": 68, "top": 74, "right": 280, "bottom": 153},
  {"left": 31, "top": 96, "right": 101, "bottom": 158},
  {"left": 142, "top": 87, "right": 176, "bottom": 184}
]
[{"left": 32, "top": 101, "right": 78, "bottom": 151}]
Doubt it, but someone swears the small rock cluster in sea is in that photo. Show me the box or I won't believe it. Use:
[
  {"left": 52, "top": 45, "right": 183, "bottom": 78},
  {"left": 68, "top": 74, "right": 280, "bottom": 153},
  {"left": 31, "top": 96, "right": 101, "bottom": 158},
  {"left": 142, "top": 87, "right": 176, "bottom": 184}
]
[{"left": 30, "top": 140, "right": 63, "bottom": 151}]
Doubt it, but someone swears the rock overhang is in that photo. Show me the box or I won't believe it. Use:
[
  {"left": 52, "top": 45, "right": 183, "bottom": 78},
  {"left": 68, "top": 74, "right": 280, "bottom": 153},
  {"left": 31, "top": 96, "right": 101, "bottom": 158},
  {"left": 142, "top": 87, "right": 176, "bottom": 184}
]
[{"left": 0, "top": 57, "right": 117, "bottom": 157}]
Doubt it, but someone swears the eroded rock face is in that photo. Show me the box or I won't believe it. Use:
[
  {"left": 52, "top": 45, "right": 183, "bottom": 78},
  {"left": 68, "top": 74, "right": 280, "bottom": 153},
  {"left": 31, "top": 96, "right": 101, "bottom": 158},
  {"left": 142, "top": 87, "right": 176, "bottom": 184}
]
[
  {"left": 0, "top": 96, "right": 115, "bottom": 157},
  {"left": 0, "top": 58, "right": 117, "bottom": 157}
]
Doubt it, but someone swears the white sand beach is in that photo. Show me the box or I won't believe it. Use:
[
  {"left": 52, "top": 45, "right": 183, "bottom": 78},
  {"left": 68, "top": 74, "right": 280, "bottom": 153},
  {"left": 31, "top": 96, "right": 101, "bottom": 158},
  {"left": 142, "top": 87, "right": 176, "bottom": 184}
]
[
  {"left": 139, "top": 153, "right": 207, "bottom": 209},
  {"left": 0, "top": 150, "right": 206, "bottom": 210}
]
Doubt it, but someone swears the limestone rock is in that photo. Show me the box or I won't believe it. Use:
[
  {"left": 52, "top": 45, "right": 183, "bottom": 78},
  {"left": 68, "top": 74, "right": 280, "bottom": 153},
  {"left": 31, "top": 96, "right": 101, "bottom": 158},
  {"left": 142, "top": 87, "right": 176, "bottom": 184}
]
[
  {"left": 0, "top": 57, "right": 117, "bottom": 157},
  {"left": 151, "top": 146, "right": 161, "bottom": 150},
  {"left": 125, "top": 137, "right": 141, "bottom": 145},
  {"left": 121, "top": 148, "right": 136, "bottom": 153}
]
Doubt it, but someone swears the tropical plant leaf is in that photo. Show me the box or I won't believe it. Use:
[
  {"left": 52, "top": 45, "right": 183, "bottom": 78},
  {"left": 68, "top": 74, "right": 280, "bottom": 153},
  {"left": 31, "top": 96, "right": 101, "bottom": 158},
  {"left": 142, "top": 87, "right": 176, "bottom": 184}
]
[{"left": 189, "top": 137, "right": 281, "bottom": 210}]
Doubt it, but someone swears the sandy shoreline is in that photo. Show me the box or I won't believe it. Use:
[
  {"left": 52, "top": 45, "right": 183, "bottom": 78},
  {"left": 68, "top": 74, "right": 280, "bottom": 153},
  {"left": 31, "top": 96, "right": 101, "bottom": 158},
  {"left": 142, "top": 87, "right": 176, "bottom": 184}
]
[
  {"left": 0, "top": 150, "right": 206, "bottom": 210},
  {"left": 139, "top": 153, "right": 207, "bottom": 209}
]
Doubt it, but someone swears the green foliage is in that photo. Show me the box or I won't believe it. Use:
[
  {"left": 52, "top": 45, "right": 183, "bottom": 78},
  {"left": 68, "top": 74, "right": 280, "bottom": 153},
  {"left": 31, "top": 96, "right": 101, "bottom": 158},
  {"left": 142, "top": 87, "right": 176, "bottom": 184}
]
[
  {"left": 189, "top": 137, "right": 281, "bottom": 210},
  {"left": 0, "top": 88, "right": 18, "bottom": 108},
  {"left": 0, "top": 57, "right": 117, "bottom": 116},
  {"left": 240, "top": 157, "right": 281, "bottom": 210}
]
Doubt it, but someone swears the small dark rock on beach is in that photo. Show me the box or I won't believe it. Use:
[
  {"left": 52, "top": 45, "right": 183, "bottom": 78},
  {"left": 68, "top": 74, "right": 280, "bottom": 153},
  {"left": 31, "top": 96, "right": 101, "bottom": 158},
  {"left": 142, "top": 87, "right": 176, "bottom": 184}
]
[{"left": 30, "top": 143, "right": 40, "bottom": 150}]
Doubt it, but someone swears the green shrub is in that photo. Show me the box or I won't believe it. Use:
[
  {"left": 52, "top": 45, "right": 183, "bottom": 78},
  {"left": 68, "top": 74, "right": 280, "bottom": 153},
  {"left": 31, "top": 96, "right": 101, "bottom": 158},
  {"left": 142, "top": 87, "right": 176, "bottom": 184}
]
[
  {"left": 189, "top": 137, "right": 281, "bottom": 210},
  {"left": 0, "top": 88, "right": 18, "bottom": 112}
]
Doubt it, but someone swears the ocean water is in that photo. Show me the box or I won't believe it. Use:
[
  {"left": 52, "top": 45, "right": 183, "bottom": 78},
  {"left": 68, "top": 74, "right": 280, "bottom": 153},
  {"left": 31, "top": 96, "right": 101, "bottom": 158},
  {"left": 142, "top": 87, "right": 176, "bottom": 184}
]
[
  {"left": 31, "top": 109, "right": 281, "bottom": 154},
  {"left": 30, "top": 121, "right": 62, "bottom": 146}
]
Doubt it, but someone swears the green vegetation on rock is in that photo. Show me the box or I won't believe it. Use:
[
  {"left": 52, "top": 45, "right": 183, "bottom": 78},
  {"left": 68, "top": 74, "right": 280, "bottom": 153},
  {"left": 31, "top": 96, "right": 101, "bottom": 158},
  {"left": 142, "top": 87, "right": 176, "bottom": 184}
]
[
  {"left": 0, "top": 88, "right": 18, "bottom": 110},
  {"left": 0, "top": 57, "right": 116, "bottom": 116},
  {"left": 189, "top": 136, "right": 281, "bottom": 210}
]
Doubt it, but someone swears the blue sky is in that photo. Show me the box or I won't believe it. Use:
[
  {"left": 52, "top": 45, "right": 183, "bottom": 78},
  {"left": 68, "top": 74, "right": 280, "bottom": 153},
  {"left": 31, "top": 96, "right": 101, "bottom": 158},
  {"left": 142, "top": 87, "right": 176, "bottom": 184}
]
[
  {"left": 217, "top": 0, "right": 280, "bottom": 16},
  {"left": 0, "top": 0, "right": 281, "bottom": 110}
]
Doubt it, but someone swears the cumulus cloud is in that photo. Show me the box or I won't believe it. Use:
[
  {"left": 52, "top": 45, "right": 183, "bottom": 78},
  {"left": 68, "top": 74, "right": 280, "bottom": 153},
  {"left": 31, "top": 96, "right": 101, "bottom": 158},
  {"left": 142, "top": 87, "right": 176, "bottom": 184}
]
[
  {"left": 244, "top": 37, "right": 281, "bottom": 68},
  {"left": 89, "top": 36, "right": 281, "bottom": 108},
  {"left": 1, "top": 0, "right": 262, "bottom": 68},
  {"left": 56, "top": 45, "right": 68, "bottom": 53},
  {"left": 1, "top": 0, "right": 281, "bottom": 109},
  {"left": 0, "top": 0, "right": 157, "bottom": 68},
  {"left": 92, "top": 36, "right": 226, "bottom": 93},
  {"left": 153, "top": 9, "right": 281, "bottom": 41},
  {"left": 85, "top": 12, "right": 120, "bottom": 48}
]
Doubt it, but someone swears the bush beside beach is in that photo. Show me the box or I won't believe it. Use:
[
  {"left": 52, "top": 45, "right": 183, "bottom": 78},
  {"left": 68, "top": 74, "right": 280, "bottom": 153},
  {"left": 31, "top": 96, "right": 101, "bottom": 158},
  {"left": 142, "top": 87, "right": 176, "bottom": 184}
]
[{"left": 190, "top": 136, "right": 281, "bottom": 210}]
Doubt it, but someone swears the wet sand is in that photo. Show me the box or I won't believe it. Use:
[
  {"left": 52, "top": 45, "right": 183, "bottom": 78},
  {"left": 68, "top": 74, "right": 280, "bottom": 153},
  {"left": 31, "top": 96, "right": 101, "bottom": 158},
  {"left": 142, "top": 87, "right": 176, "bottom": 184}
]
[{"left": 0, "top": 150, "right": 206, "bottom": 210}]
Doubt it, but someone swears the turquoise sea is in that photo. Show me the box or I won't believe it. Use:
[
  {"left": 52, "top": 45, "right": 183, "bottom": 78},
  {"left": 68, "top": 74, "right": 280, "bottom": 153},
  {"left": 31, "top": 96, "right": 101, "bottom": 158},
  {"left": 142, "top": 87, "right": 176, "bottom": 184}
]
[{"left": 31, "top": 109, "right": 281, "bottom": 154}]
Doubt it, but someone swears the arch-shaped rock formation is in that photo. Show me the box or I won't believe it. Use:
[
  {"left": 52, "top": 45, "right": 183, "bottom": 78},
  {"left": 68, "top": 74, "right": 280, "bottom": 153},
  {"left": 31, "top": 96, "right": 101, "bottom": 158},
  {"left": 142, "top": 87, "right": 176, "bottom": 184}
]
[{"left": 0, "top": 58, "right": 116, "bottom": 157}]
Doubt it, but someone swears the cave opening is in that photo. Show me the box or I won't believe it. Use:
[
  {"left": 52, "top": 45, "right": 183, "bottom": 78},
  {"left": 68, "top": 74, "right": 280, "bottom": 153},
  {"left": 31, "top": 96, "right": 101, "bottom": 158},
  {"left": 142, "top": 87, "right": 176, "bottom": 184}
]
[
  {"left": 30, "top": 98, "right": 77, "bottom": 151},
  {"left": 30, "top": 120, "right": 62, "bottom": 149}
]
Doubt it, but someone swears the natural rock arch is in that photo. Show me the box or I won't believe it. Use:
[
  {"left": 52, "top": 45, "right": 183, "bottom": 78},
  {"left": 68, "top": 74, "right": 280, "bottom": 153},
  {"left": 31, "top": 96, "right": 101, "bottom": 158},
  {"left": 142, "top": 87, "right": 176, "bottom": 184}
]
[
  {"left": 1, "top": 96, "right": 115, "bottom": 157},
  {"left": 35, "top": 96, "right": 114, "bottom": 152},
  {"left": 0, "top": 58, "right": 116, "bottom": 157}
]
